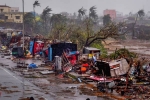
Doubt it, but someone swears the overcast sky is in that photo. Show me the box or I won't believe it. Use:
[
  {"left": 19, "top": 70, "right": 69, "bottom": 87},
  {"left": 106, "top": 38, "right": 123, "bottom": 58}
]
[{"left": 0, "top": 0, "right": 149, "bottom": 15}]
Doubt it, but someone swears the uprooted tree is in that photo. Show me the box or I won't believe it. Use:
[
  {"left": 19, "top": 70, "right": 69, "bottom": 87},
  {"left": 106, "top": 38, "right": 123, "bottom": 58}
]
[{"left": 64, "top": 19, "right": 127, "bottom": 49}]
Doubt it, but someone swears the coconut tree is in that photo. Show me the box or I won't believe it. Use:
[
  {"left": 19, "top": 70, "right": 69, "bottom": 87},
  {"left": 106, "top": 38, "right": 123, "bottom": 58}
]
[
  {"left": 103, "top": 14, "right": 111, "bottom": 26},
  {"left": 33, "top": 0, "right": 40, "bottom": 34},
  {"left": 78, "top": 7, "right": 86, "bottom": 21},
  {"left": 41, "top": 6, "right": 52, "bottom": 33},
  {"left": 33, "top": 0, "right": 40, "bottom": 20},
  {"left": 89, "top": 6, "right": 98, "bottom": 23},
  {"left": 132, "top": 9, "right": 145, "bottom": 38}
]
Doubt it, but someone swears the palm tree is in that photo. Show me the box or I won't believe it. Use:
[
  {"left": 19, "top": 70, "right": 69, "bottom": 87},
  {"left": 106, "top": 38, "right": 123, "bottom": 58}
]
[
  {"left": 103, "top": 14, "right": 111, "bottom": 26},
  {"left": 50, "top": 14, "right": 67, "bottom": 40},
  {"left": 33, "top": 0, "right": 40, "bottom": 20},
  {"left": 42, "top": 6, "right": 52, "bottom": 18},
  {"left": 41, "top": 6, "right": 52, "bottom": 33},
  {"left": 33, "top": 0, "right": 40, "bottom": 34},
  {"left": 78, "top": 7, "right": 86, "bottom": 20},
  {"left": 132, "top": 9, "right": 145, "bottom": 38},
  {"left": 89, "top": 6, "right": 98, "bottom": 22}
]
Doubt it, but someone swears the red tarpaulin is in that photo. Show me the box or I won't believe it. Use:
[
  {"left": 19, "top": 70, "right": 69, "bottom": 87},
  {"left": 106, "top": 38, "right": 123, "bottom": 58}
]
[
  {"left": 33, "top": 41, "right": 44, "bottom": 55},
  {"left": 67, "top": 55, "right": 77, "bottom": 65}
]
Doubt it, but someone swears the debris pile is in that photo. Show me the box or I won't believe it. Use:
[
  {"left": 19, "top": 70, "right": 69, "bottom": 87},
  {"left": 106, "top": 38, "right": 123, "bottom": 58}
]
[{"left": 1, "top": 36, "right": 150, "bottom": 99}]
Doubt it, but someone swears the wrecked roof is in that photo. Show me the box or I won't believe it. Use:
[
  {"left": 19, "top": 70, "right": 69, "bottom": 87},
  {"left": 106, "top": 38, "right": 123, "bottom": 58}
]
[{"left": 84, "top": 47, "right": 100, "bottom": 51}]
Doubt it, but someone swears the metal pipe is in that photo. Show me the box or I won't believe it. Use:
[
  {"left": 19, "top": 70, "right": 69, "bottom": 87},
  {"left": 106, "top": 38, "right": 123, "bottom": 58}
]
[{"left": 22, "top": 0, "right": 25, "bottom": 50}]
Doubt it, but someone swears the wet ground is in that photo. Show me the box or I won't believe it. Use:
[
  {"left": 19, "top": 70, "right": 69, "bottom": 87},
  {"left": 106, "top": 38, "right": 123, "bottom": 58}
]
[
  {"left": 0, "top": 54, "right": 112, "bottom": 100},
  {"left": 105, "top": 39, "right": 150, "bottom": 60},
  {"left": 0, "top": 66, "right": 55, "bottom": 100}
]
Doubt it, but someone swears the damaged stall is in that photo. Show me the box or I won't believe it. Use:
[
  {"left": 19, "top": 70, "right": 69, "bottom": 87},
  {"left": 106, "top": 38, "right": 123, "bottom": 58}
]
[
  {"left": 29, "top": 40, "right": 44, "bottom": 55},
  {"left": 83, "top": 47, "right": 100, "bottom": 59},
  {"left": 47, "top": 43, "right": 78, "bottom": 73},
  {"left": 48, "top": 42, "right": 77, "bottom": 61}
]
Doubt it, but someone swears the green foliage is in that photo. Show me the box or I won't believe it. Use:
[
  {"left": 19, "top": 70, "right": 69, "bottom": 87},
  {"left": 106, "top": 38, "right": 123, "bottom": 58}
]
[
  {"left": 109, "top": 48, "right": 137, "bottom": 60},
  {"left": 24, "top": 12, "right": 34, "bottom": 27},
  {"left": 91, "top": 41, "right": 108, "bottom": 58},
  {"left": 138, "top": 10, "right": 145, "bottom": 17},
  {"left": 41, "top": 6, "right": 52, "bottom": 34},
  {"left": 132, "top": 9, "right": 145, "bottom": 38},
  {"left": 89, "top": 6, "right": 98, "bottom": 23},
  {"left": 69, "top": 27, "right": 87, "bottom": 49},
  {"left": 33, "top": 0, "right": 40, "bottom": 8},
  {"left": 103, "top": 14, "right": 111, "bottom": 26},
  {"left": 51, "top": 14, "right": 67, "bottom": 26},
  {"left": 78, "top": 7, "right": 86, "bottom": 17},
  {"left": 22, "top": 4, "right": 125, "bottom": 48}
]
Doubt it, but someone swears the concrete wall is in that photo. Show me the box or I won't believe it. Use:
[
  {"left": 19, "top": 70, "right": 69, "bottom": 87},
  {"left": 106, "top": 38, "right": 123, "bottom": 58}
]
[
  {"left": 5, "top": 12, "right": 23, "bottom": 23},
  {"left": 0, "top": 6, "right": 11, "bottom": 13},
  {"left": 11, "top": 7, "right": 19, "bottom": 12}
]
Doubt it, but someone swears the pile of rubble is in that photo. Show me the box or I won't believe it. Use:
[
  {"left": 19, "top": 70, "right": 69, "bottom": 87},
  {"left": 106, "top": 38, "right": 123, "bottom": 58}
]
[{"left": 1, "top": 41, "right": 150, "bottom": 100}]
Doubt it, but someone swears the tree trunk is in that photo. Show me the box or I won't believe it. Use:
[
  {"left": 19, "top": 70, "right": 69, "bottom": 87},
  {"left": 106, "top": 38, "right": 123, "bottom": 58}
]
[
  {"left": 33, "top": 7, "right": 36, "bottom": 22},
  {"left": 132, "top": 14, "right": 138, "bottom": 38},
  {"left": 44, "top": 17, "right": 46, "bottom": 34},
  {"left": 33, "top": 7, "right": 36, "bottom": 34}
]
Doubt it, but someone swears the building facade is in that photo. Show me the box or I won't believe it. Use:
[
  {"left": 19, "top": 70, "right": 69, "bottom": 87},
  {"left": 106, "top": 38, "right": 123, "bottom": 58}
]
[
  {"left": 103, "top": 9, "right": 116, "bottom": 20},
  {"left": 0, "top": 5, "right": 11, "bottom": 13},
  {"left": 0, "top": 5, "right": 23, "bottom": 23},
  {"left": 11, "top": 7, "right": 19, "bottom": 12}
]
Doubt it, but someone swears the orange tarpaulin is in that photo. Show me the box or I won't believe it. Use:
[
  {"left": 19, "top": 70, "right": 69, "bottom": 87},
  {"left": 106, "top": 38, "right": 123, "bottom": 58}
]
[{"left": 81, "top": 67, "right": 87, "bottom": 72}]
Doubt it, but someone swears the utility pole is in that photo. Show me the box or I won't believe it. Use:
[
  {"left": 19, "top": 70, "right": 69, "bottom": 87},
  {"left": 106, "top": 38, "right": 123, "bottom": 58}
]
[
  {"left": 22, "top": 0, "right": 25, "bottom": 51},
  {"left": 22, "top": 0, "right": 25, "bottom": 98}
]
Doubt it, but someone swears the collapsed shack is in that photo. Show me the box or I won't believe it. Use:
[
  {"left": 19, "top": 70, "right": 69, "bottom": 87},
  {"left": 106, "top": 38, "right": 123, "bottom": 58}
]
[
  {"left": 48, "top": 42, "right": 77, "bottom": 61},
  {"left": 109, "top": 59, "right": 130, "bottom": 77},
  {"left": 0, "top": 30, "right": 22, "bottom": 47},
  {"left": 61, "top": 55, "right": 150, "bottom": 100}
]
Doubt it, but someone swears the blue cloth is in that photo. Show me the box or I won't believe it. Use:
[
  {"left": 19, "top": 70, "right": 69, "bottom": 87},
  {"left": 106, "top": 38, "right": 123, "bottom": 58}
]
[
  {"left": 68, "top": 51, "right": 79, "bottom": 56},
  {"left": 28, "top": 63, "right": 37, "bottom": 68},
  {"left": 92, "top": 56, "right": 97, "bottom": 63}
]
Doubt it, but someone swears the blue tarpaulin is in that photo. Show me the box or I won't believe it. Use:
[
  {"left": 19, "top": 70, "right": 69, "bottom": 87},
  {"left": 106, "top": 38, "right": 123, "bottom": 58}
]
[
  {"left": 48, "top": 47, "right": 52, "bottom": 61},
  {"left": 28, "top": 63, "right": 37, "bottom": 69},
  {"left": 67, "top": 51, "right": 79, "bottom": 56},
  {"left": 29, "top": 41, "right": 34, "bottom": 54}
]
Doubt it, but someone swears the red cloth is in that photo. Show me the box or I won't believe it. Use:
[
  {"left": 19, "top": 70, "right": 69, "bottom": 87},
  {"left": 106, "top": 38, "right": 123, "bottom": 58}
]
[
  {"left": 67, "top": 55, "right": 76, "bottom": 65},
  {"left": 45, "top": 49, "right": 48, "bottom": 56},
  {"left": 33, "top": 42, "right": 44, "bottom": 55},
  {"left": 82, "top": 63, "right": 89, "bottom": 68}
]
